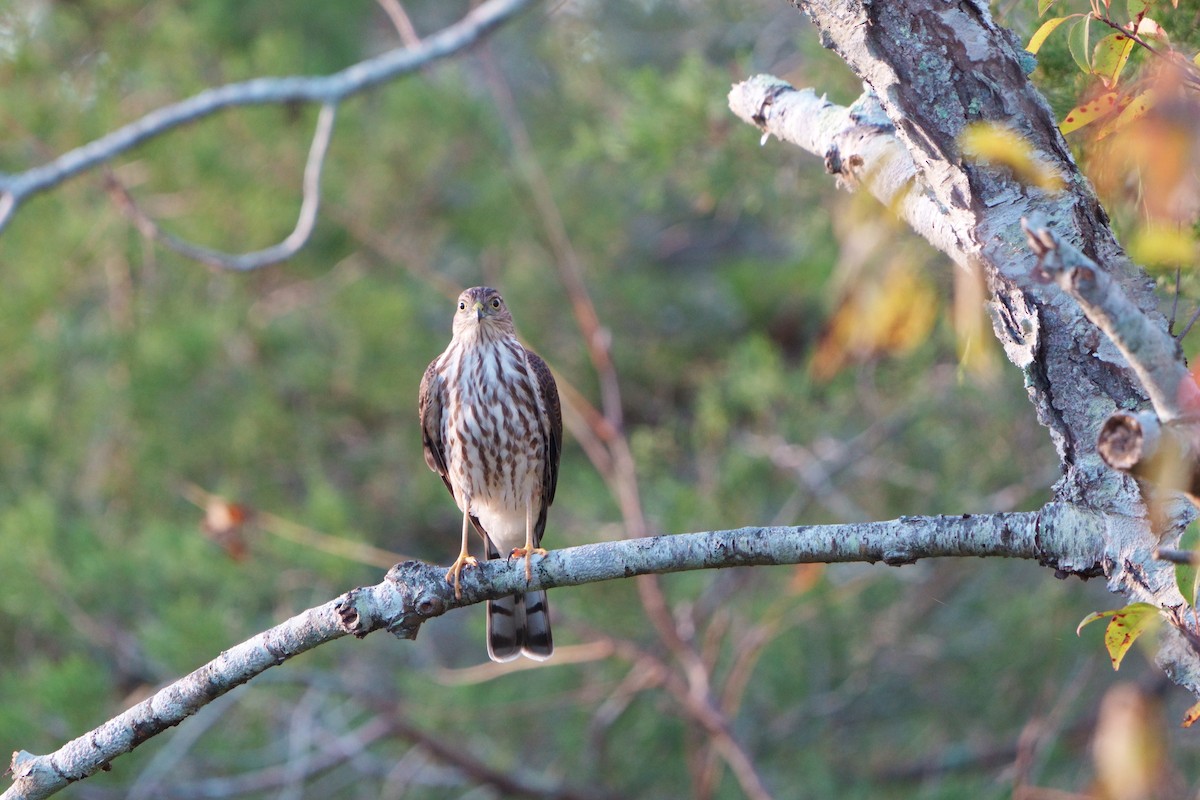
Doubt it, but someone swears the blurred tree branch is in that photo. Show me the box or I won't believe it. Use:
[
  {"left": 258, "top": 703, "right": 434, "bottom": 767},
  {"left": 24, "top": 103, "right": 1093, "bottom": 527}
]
[
  {"left": 101, "top": 103, "right": 336, "bottom": 271},
  {"left": 0, "top": 0, "right": 535, "bottom": 257},
  {"left": 4, "top": 503, "right": 1098, "bottom": 800}
]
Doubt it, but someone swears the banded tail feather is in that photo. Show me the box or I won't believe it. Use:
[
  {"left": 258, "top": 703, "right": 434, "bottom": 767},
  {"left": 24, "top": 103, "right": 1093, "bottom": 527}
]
[{"left": 486, "top": 541, "right": 553, "bottom": 662}]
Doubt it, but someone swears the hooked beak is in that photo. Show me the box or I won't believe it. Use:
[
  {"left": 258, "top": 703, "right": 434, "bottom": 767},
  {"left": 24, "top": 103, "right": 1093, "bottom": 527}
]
[{"left": 472, "top": 301, "right": 485, "bottom": 322}]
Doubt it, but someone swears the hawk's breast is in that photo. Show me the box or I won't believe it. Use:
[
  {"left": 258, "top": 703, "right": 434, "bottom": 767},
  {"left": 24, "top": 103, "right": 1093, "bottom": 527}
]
[{"left": 441, "top": 337, "right": 547, "bottom": 520}]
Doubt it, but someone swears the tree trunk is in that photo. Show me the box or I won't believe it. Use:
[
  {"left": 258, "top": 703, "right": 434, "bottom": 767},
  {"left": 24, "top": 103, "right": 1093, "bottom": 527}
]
[{"left": 730, "top": 0, "right": 1200, "bottom": 694}]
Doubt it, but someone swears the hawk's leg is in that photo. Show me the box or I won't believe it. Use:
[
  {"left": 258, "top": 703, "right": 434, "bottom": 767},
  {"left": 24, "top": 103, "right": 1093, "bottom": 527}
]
[
  {"left": 445, "top": 508, "right": 478, "bottom": 599},
  {"left": 510, "top": 498, "right": 547, "bottom": 583}
]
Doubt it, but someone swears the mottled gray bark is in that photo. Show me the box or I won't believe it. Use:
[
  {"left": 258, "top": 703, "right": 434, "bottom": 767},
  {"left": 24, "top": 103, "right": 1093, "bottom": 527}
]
[{"left": 730, "top": 0, "right": 1200, "bottom": 697}]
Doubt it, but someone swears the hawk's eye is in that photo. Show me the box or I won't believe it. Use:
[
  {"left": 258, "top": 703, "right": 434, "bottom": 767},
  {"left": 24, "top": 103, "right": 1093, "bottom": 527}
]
[
  {"left": 491, "top": 298, "right": 501, "bottom": 309},
  {"left": 458, "top": 301, "right": 466, "bottom": 311}
]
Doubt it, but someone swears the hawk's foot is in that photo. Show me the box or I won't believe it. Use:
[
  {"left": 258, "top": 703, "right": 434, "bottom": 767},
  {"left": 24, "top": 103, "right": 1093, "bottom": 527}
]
[
  {"left": 509, "top": 546, "right": 548, "bottom": 582},
  {"left": 445, "top": 554, "right": 479, "bottom": 599}
]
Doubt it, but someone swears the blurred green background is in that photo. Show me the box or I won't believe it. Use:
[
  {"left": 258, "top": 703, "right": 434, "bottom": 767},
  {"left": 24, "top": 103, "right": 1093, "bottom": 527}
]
[{"left": 0, "top": 1, "right": 1197, "bottom": 797}]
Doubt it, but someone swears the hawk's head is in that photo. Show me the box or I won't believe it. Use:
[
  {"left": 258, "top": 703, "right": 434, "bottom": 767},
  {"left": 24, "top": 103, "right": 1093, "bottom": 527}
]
[{"left": 452, "top": 286, "right": 515, "bottom": 340}]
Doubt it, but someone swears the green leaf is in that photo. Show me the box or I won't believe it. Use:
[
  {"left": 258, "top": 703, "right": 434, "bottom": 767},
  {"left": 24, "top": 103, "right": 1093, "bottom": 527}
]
[
  {"left": 1039, "top": 0, "right": 1062, "bottom": 16},
  {"left": 1127, "top": 0, "right": 1150, "bottom": 23},
  {"left": 1175, "top": 522, "right": 1200, "bottom": 606},
  {"left": 1028, "top": 15, "right": 1073, "bottom": 54},
  {"left": 1077, "top": 602, "right": 1161, "bottom": 670},
  {"left": 1067, "top": 15, "right": 1094, "bottom": 74}
]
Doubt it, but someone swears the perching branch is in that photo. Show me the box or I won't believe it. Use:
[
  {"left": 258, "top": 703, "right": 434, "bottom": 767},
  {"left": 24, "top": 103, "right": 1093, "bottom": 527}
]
[
  {"left": 0, "top": 0, "right": 535, "bottom": 250},
  {"left": 4, "top": 504, "right": 1099, "bottom": 800}
]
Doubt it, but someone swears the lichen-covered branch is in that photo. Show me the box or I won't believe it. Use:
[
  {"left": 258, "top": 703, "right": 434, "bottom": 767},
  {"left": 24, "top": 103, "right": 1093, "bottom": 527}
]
[
  {"left": 1023, "top": 220, "right": 1200, "bottom": 422},
  {"left": 729, "top": 0, "right": 1200, "bottom": 698},
  {"left": 3, "top": 505, "right": 1098, "bottom": 800}
]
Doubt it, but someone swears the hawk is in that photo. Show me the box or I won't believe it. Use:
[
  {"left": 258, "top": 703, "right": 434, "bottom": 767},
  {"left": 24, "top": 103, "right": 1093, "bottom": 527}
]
[{"left": 418, "top": 286, "right": 561, "bottom": 662}]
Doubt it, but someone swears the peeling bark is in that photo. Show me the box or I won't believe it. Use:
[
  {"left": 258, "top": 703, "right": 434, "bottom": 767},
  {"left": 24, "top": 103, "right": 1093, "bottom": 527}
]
[{"left": 732, "top": 0, "right": 1200, "bottom": 695}]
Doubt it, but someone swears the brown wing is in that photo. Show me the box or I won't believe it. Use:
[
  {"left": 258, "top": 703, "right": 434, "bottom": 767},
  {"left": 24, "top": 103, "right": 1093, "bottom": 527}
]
[
  {"left": 525, "top": 350, "right": 562, "bottom": 508},
  {"left": 417, "top": 358, "right": 453, "bottom": 496}
]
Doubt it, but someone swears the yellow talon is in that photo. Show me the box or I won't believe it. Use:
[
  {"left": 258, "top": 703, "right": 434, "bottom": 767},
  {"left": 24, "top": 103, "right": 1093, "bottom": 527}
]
[
  {"left": 510, "top": 547, "right": 548, "bottom": 582},
  {"left": 445, "top": 554, "right": 478, "bottom": 599}
]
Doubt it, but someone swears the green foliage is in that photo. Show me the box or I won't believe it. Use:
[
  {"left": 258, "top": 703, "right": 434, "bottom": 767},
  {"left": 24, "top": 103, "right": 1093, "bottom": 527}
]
[{"left": 0, "top": 0, "right": 1190, "bottom": 797}]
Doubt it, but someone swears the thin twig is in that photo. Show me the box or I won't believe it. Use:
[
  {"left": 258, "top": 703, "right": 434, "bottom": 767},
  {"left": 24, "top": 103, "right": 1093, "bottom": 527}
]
[
  {"left": 179, "top": 483, "right": 407, "bottom": 568},
  {"left": 1170, "top": 267, "right": 1181, "bottom": 337},
  {"left": 1176, "top": 303, "right": 1200, "bottom": 343},
  {"left": 385, "top": 709, "right": 616, "bottom": 800},
  {"left": 474, "top": 43, "right": 626, "bottom": 433},
  {"left": 107, "top": 103, "right": 337, "bottom": 271},
  {"left": 375, "top": 0, "right": 422, "bottom": 48},
  {"left": 1093, "top": 14, "right": 1200, "bottom": 91},
  {"left": 1155, "top": 547, "right": 1200, "bottom": 565}
]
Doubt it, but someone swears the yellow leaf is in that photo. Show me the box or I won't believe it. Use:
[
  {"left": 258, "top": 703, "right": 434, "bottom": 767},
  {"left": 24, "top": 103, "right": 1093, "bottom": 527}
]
[
  {"left": 1183, "top": 700, "right": 1200, "bottom": 728},
  {"left": 1028, "top": 16, "right": 1071, "bottom": 54},
  {"left": 1092, "top": 33, "right": 1136, "bottom": 87},
  {"left": 1077, "top": 602, "right": 1160, "bottom": 670},
  {"left": 1096, "top": 88, "right": 1156, "bottom": 139},
  {"left": 1128, "top": 224, "right": 1197, "bottom": 269},
  {"left": 1060, "top": 92, "right": 1122, "bottom": 134},
  {"left": 959, "top": 122, "right": 1064, "bottom": 191},
  {"left": 810, "top": 258, "right": 937, "bottom": 380}
]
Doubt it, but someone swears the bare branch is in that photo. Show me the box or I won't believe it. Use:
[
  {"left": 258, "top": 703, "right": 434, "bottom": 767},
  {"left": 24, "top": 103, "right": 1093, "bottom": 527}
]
[
  {"left": 107, "top": 103, "right": 337, "bottom": 271},
  {"left": 727, "top": 77, "right": 965, "bottom": 269},
  {"left": 3, "top": 505, "right": 1097, "bottom": 800},
  {"left": 382, "top": 709, "right": 616, "bottom": 800},
  {"left": 0, "top": 0, "right": 535, "bottom": 234},
  {"left": 1155, "top": 548, "right": 1200, "bottom": 566}
]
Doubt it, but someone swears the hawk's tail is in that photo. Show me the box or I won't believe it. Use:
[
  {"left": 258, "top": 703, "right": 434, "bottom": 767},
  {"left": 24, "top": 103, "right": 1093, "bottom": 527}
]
[
  {"left": 485, "top": 542, "right": 553, "bottom": 662},
  {"left": 487, "top": 591, "right": 552, "bottom": 662}
]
